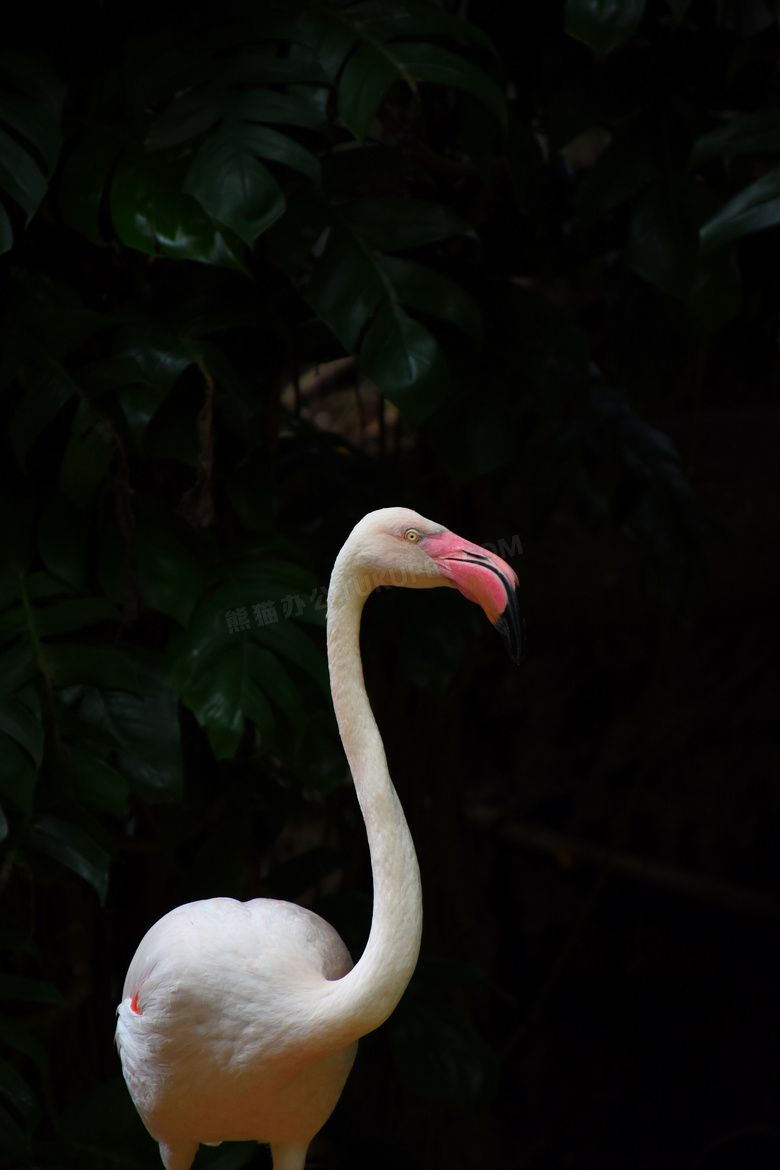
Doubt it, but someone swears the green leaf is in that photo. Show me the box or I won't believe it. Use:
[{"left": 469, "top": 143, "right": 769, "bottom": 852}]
[
  {"left": 0, "top": 974, "right": 61, "bottom": 1004},
  {"left": 0, "top": 646, "right": 37, "bottom": 695},
  {"left": 109, "top": 148, "right": 248, "bottom": 272},
  {"left": 691, "top": 109, "right": 780, "bottom": 167},
  {"left": 213, "top": 51, "right": 330, "bottom": 87},
  {"left": 64, "top": 751, "right": 129, "bottom": 818},
  {"left": 0, "top": 126, "right": 47, "bottom": 220},
  {"left": 665, "top": 0, "right": 695, "bottom": 18},
  {"left": 58, "top": 128, "right": 125, "bottom": 245},
  {"left": 338, "top": 196, "right": 477, "bottom": 250},
  {"left": 0, "top": 50, "right": 65, "bottom": 118},
  {"left": 339, "top": 39, "right": 505, "bottom": 142},
  {"left": 393, "top": 43, "right": 506, "bottom": 129},
  {"left": 575, "top": 130, "right": 654, "bottom": 224},
  {"left": 359, "top": 300, "right": 449, "bottom": 424},
  {"left": 29, "top": 815, "right": 109, "bottom": 902},
  {"left": 10, "top": 360, "right": 78, "bottom": 467},
  {"left": 111, "top": 325, "right": 196, "bottom": 441},
  {"left": 58, "top": 404, "right": 115, "bottom": 508},
  {"left": 38, "top": 495, "right": 88, "bottom": 590},
  {"left": 375, "top": 256, "right": 483, "bottom": 343},
  {"left": 699, "top": 166, "right": 780, "bottom": 255},
  {"left": 145, "top": 91, "right": 222, "bottom": 151},
  {"left": 233, "top": 89, "right": 328, "bottom": 132},
  {"left": 136, "top": 524, "right": 205, "bottom": 625},
  {"left": 253, "top": 619, "right": 329, "bottom": 693},
  {"left": 0, "top": 1054, "right": 38, "bottom": 1120},
  {"left": 74, "top": 656, "right": 182, "bottom": 802},
  {"left": 348, "top": 0, "right": 496, "bottom": 53},
  {"left": 178, "top": 637, "right": 275, "bottom": 758},
  {"left": 0, "top": 734, "right": 37, "bottom": 817},
  {"left": 0, "top": 93, "right": 61, "bottom": 175},
  {"left": 0, "top": 202, "right": 11, "bottom": 253},
  {"left": 0, "top": 697, "right": 42, "bottom": 767},
  {"left": 627, "top": 183, "right": 699, "bottom": 297},
  {"left": 46, "top": 645, "right": 142, "bottom": 692},
  {"left": 0, "top": 1102, "right": 27, "bottom": 1158},
  {"left": 390, "top": 992, "right": 498, "bottom": 1104},
  {"left": 34, "top": 596, "right": 118, "bottom": 638},
  {"left": 305, "top": 224, "right": 386, "bottom": 350},
  {"left": 183, "top": 125, "right": 287, "bottom": 247},
  {"left": 0, "top": 604, "right": 26, "bottom": 650},
  {"left": 338, "top": 41, "right": 400, "bottom": 141},
  {"left": 565, "top": 0, "right": 646, "bottom": 53},
  {"left": 235, "top": 124, "right": 321, "bottom": 182}
]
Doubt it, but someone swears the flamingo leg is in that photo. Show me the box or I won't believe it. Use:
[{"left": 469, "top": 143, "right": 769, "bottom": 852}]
[
  {"left": 270, "top": 1141, "right": 310, "bottom": 1170},
  {"left": 159, "top": 1139, "right": 200, "bottom": 1170}
]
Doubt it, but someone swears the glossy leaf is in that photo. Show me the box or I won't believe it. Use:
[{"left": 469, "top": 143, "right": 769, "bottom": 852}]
[
  {"left": 74, "top": 657, "right": 182, "bottom": 802},
  {"left": 0, "top": 94, "right": 61, "bottom": 176},
  {"left": 565, "top": 0, "right": 646, "bottom": 52},
  {"left": 0, "top": 696, "right": 42, "bottom": 768},
  {"left": 0, "top": 734, "right": 37, "bottom": 817},
  {"left": 339, "top": 39, "right": 505, "bottom": 142},
  {"left": 145, "top": 91, "right": 222, "bottom": 151},
  {"left": 57, "top": 128, "right": 122, "bottom": 245},
  {"left": 627, "top": 184, "right": 699, "bottom": 297},
  {"left": 0, "top": 646, "right": 37, "bottom": 696},
  {"left": 46, "top": 645, "right": 142, "bottom": 692},
  {"left": 338, "top": 41, "right": 400, "bottom": 142},
  {"left": 0, "top": 1054, "right": 38, "bottom": 1120},
  {"left": 359, "top": 300, "right": 449, "bottom": 424},
  {"left": 34, "top": 597, "right": 118, "bottom": 638},
  {"left": 58, "top": 405, "right": 114, "bottom": 508},
  {"left": 0, "top": 203, "right": 10, "bottom": 254},
  {"left": 235, "top": 124, "right": 321, "bottom": 182},
  {"left": 0, "top": 127, "right": 47, "bottom": 221},
  {"left": 109, "top": 149, "right": 248, "bottom": 272},
  {"left": 393, "top": 43, "right": 506, "bottom": 129},
  {"left": 699, "top": 166, "right": 780, "bottom": 255},
  {"left": 136, "top": 524, "right": 205, "bottom": 626},
  {"left": 38, "top": 495, "right": 88, "bottom": 591},
  {"left": 213, "top": 52, "right": 330, "bottom": 87},
  {"left": 305, "top": 225, "right": 386, "bottom": 350},
  {"left": 691, "top": 109, "right": 780, "bottom": 166},
  {"left": 64, "top": 751, "right": 129, "bottom": 818},
  {"left": 183, "top": 126, "right": 287, "bottom": 247},
  {"left": 29, "top": 815, "right": 109, "bottom": 902},
  {"left": 338, "top": 196, "right": 477, "bottom": 250},
  {"left": 178, "top": 637, "right": 275, "bottom": 757},
  {"left": 348, "top": 0, "right": 496, "bottom": 53},
  {"left": 575, "top": 130, "right": 654, "bottom": 223},
  {"left": 375, "top": 256, "right": 483, "bottom": 343},
  {"left": 10, "top": 361, "right": 78, "bottom": 467},
  {"left": 0, "top": 50, "right": 65, "bottom": 118}
]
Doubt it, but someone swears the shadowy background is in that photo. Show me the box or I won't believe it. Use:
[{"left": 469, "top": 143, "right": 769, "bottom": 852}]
[{"left": 0, "top": 0, "right": 778, "bottom": 1167}]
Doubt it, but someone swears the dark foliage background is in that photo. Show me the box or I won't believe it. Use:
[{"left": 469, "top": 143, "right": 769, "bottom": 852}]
[{"left": 1, "top": 0, "right": 778, "bottom": 1167}]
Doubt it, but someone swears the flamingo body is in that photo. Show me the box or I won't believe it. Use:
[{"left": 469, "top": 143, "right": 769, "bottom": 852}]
[
  {"left": 117, "top": 899, "right": 356, "bottom": 1162},
  {"left": 117, "top": 508, "right": 521, "bottom": 1170}
]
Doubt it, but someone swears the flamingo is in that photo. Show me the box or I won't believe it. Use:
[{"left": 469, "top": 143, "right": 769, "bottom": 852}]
[{"left": 116, "top": 507, "right": 522, "bottom": 1170}]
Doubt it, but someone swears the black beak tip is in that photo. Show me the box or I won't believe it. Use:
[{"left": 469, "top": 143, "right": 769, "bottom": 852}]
[{"left": 493, "top": 587, "right": 525, "bottom": 665}]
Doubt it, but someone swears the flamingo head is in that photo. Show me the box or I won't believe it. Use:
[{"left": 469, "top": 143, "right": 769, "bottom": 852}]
[{"left": 338, "top": 507, "right": 524, "bottom": 663}]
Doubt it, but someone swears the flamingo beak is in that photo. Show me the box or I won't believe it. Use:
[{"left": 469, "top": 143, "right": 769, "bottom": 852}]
[{"left": 427, "top": 533, "right": 525, "bottom": 664}]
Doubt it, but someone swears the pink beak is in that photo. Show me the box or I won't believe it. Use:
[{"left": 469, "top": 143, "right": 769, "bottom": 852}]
[{"left": 426, "top": 531, "right": 525, "bottom": 664}]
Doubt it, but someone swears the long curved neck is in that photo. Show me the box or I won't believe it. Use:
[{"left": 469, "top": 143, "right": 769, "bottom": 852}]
[{"left": 311, "top": 551, "right": 422, "bottom": 1050}]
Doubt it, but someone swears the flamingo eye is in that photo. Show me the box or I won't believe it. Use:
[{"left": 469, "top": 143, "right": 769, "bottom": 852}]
[{"left": 405, "top": 529, "right": 421, "bottom": 543}]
